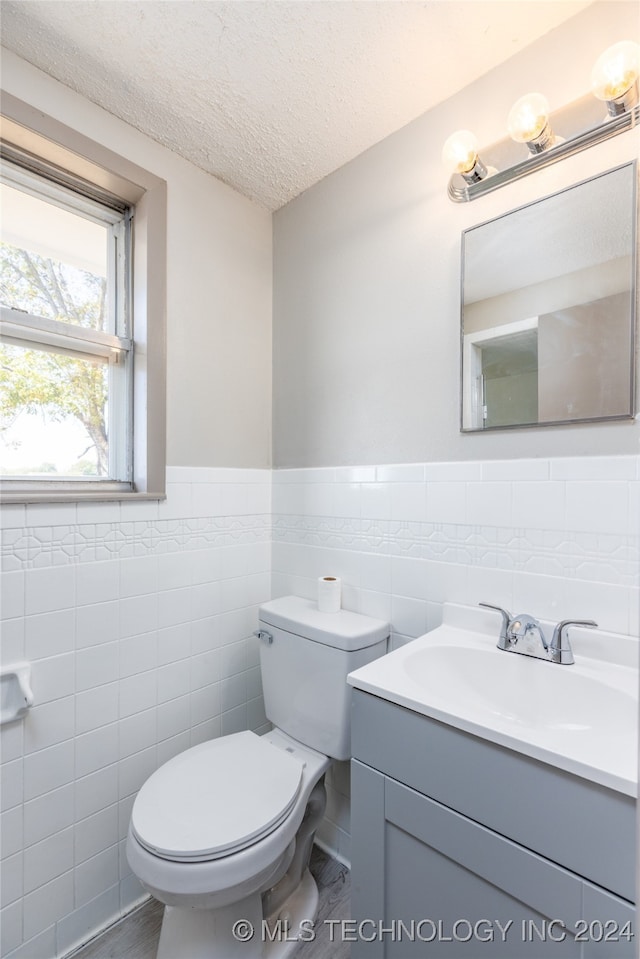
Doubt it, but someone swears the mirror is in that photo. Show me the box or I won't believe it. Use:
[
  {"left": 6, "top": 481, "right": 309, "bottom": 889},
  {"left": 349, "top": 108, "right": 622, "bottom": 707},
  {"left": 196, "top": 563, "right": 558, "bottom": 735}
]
[{"left": 461, "top": 163, "right": 637, "bottom": 431}]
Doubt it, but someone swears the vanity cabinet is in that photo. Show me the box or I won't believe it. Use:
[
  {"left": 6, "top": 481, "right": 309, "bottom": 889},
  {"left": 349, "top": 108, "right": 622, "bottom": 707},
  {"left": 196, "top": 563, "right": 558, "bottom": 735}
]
[{"left": 351, "top": 691, "right": 636, "bottom": 958}]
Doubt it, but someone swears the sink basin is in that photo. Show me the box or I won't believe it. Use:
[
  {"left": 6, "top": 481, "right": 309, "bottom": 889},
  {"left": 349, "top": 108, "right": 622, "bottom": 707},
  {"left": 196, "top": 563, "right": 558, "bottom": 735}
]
[
  {"left": 347, "top": 603, "right": 638, "bottom": 797},
  {"left": 403, "top": 644, "right": 636, "bottom": 735}
]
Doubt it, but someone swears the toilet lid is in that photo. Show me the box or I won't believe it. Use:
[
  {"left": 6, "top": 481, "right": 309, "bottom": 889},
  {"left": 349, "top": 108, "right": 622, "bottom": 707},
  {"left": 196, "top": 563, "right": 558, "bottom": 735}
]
[{"left": 131, "top": 731, "right": 304, "bottom": 862}]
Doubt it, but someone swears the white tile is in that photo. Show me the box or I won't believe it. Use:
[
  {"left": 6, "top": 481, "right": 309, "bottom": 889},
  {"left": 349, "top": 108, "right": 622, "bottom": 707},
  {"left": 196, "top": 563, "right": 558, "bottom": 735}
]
[
  {"left": 24, "top": 697, "right": 75, "bottom": 754},
  {"left": 0, "top": 721, "right": 23, "bottom": 764},
  {"left": 76, "top": 643, "right": 119, "bottom": 691},
  {"left": 56, "top": 885, "right": 120, "bottom": 958},
  {"left": 76, "top": 601, "right": 119, "bottom": 648},
  {"left": 565, "top": 481, "right": 629, "bottom": 535},
  {"left": 1, "top": 570, "right": 24, "bottom": 620},
  {"left": 158, "top": 586, "right": 191, "bottom": 628},
  {"left": 157, "top": 695, "right": 191, "bottom": 742},
  {"left": 221, "top": 673, "right": 246, "bottom": 712},
  {"left": 1, "top": 806, "right": 23, "bottom": 859},
  {"left": 119, "top": 708, "right": 157, "bottom": 759},
  {"left": 23, "top": 870, "right": 74, "bottom": 940},
  {"left": 158, "top": 483, "right": 192, "bottom": 520},
  {"left": 551, "top": 455, "right": 637, "bottom": 481},
  {"left": 77, "top": 501, "right": 121, "bottom": 524},
  {"left": 119, "top": 632, "right": 158, "bottom": 678},
  {"left": 465, "top": 482, "right": 511, "bottom": 528},
  {"left": 76, "top": 561, "right": 120, "bottom": 606},
  {"left": 158, "top": 551, "right": 193, "bottom": 590},
  {"left": 390, "top": 483, "right": 426, "bottom": 522},
  {"left": 119, "top": 670, "right": 156, "bottom": 718},
  {"left": 157, "top": 730, "right": 191, "bottom": 767},
  {"left": 157, "top": 623, "right": 191, "bottom": 665},
  {"left": 25, "top": 503, "right": 77, "bottom": 527},
  {"left": 360, "top": 483, "right": 392, "bottom": 520},
  {"left": 120, "top": 593, "right": 158, "bottom": 638},
  {"left": 190, "top": 684, "right": 220, "bottom": 727},
  {"left": 425, "top": 482, "right": 465, "bottom": 524},
  {"left": 23, "top": 783, "right": 74, "bottom": 847},
  {"left": 24, "top": 826, "right": 74, "bottom": 893},
  {"left": 391, "top": 556, "right": 428, "bottom": 600},
  {"left": 0, "top": 899, "right": 22, "bottom": 955},
  {"left": 30, "top": 653, "right": 75, "bottom": 704},
  {"left": 23, "top": 740, "right": 73, "bottom": 801},
  {"left": 0, "top": 504, "right": 25, "bottom": 529},
  {"left": 76, "top": 683, "right": 119, "bottom": 735},
  {"left": 191, "top": 483, "right": 223, "bottom": 517},
  {"left": 25, "top": 609, "right": 75, "bottom": 660},
  {"left": 1, "top": 852, "right": 22, "bottom": 906},
  {"left": 119, "top": 555, "right": 158, "bottom": 598},
  {"left": 480, "top": 459, "right": 549, "bottom": 482},
  {"left": 75, "top": 847, "right": 119, "bottom": 908},
  {"left": 120, "top": 497, "right": 159, "bottom": 521},
  {"left": 376, "top": 464, "right": 425, "bottom": 482},
  {"left": 511, "top": 481, "right": 566, "bottom": 531},
  {"left": 75, "top": 766, "right": 119, "bottom": 822},
  {"left": 75, "top": 805, "right": 119, "bottom": 864},
  {"left": 75, "top": 725, "right": 118, "bottom": 779},
  {"left": 0, "top": 618, "right": 24, "bottom": 665},
  {"left": 157, "top": 659, "right": 191, "bottom": 703},
  {"left": 118, "top": 746, "right": 157, "bottom": 799},
  {"left": 391, "top": 596, "right": 428, "bottom": 638},
  {"left": 25, "top": 565, "right": 75, "bottom": 615},
  {"left": 332, "top": 483, "right": 361, "bottom": 519}
]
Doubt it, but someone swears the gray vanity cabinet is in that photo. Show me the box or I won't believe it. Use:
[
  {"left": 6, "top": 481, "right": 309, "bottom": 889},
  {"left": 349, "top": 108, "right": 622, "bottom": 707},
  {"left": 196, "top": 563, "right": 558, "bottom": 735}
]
[{"left": 350, "top": 691, "right": 636, "bottom": 958}]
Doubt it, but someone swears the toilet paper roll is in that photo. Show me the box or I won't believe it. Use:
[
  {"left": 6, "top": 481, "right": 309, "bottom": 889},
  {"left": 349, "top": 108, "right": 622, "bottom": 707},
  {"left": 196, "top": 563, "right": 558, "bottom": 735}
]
[{"left": 318, "top": 576, "right": 341, "bottom": 613}]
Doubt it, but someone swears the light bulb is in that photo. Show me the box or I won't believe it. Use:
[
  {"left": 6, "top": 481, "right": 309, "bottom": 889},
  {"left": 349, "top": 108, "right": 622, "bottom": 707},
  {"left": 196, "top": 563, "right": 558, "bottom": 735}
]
[
  {"left": 442, "top": 130, "right": 480, "bottom": 176},
  {"left": 507, "top": 93, "right": 552, "bottom": 149},
  {"left": 591, "top": 41, "right": 639, "bottom": 106}
]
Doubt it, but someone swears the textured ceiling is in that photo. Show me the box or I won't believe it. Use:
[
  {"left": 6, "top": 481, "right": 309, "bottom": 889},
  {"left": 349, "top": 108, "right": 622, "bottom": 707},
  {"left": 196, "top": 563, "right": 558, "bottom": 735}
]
[{"left": 1, "top": 1, "right": 592, "bottom": 211}]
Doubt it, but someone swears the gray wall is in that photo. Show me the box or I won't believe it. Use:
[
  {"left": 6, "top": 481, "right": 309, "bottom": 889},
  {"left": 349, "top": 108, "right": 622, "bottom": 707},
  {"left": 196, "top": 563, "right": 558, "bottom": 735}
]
[{"left": 272, "top": 1, "right": 639, "bottom": 468}]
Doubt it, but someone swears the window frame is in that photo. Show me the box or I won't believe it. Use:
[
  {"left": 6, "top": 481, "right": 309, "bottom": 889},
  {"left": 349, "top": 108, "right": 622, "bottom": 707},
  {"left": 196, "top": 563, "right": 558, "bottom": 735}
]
[
  {"left": 1, "top": 158, "right": 134, "bottom": 490},
  {"left": 0, "top": 99, "right": 167, "bottom": 503}
]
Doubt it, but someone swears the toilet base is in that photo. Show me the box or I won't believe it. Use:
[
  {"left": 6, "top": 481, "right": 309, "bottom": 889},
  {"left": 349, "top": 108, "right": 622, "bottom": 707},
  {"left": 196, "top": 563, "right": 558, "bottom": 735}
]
[{"left": 155, "top": 868, "right": 319, "bottom": 959}]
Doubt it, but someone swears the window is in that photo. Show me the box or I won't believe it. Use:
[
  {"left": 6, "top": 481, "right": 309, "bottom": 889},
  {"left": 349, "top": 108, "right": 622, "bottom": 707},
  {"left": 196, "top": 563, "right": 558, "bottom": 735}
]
[
  {"left": 1, "top": 160, "right": 133, "bottom": 489},
  {"left": 0, "top": 107, "right": 167, "bottom": 503}
]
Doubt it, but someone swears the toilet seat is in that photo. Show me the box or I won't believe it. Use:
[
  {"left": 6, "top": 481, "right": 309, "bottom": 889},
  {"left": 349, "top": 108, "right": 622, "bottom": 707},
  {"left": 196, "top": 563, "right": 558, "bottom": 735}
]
[{"left": 131, "top": 731, "right": 304, "bottom": 863}]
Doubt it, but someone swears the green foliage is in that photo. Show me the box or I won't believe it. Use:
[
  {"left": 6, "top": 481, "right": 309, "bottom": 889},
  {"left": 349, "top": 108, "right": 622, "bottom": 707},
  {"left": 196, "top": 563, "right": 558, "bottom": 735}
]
[{"left": 0, "top": 242, "right": 109, "bottom": 474}]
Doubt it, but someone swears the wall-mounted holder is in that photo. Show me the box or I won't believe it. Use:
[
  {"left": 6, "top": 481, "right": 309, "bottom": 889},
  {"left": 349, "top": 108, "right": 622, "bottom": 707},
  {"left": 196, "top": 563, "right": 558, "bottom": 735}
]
[
  {"left": 1, "top": 662, "right": 34, "bottom": 724},
  {"left": 446, "top": 93, "right": 639, "bottom": 203}
]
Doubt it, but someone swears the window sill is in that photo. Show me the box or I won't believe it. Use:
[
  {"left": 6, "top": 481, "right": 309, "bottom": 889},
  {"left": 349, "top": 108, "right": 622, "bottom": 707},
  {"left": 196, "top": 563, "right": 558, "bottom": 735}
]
[{"left": 0, "top": 490, "right": 166, "bottom": 505}]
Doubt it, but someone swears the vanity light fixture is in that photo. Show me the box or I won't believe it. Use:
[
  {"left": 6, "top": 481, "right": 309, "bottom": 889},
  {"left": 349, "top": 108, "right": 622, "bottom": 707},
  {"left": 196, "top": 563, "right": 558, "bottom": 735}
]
[
  {"left": 441, "top": 130, "right": 488, "bottom": 183},
  {"left": 445, "top": 40, "right": 640, "bottom": 202},
  {"left": 507, "top": 93, "right": 555, "bottom": 154},
  {"left": 591, "top": 41, "right": 639, "bottom": 116}
]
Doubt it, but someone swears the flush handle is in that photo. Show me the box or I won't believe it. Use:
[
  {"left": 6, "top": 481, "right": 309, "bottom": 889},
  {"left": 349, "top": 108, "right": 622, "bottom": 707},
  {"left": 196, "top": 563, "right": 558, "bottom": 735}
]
[{"left": 253, "top": 629, "right": 273, "bottom": 645}]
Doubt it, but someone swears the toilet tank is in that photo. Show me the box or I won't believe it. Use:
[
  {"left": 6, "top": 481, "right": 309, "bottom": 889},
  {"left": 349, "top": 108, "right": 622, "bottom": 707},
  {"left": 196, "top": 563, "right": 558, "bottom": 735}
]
[{"left": 258, "top": 596, "right": 389, "bottom": 761}]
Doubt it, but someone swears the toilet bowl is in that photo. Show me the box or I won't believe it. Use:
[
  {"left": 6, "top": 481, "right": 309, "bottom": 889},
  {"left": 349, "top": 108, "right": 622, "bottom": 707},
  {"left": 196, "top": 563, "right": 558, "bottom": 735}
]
[{"left": 126, "top": 596, "right": 389, "bottom": 959}]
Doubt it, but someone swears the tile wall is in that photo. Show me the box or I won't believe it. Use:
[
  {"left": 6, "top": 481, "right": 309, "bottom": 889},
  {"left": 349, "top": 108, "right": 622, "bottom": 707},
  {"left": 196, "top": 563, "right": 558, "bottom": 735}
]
[
  {"left": 1, "top": 455, "right": 638, "bottom": 956},
  {"left": 271, "top": 455, "right": 640, "bottom": 863},
  {"left": 0, "top": 468, "right": 271, "bottom": 959}
]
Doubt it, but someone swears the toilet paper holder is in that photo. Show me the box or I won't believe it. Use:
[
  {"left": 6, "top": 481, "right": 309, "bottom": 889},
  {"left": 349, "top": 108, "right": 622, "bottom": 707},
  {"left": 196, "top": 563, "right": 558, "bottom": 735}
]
[{"left": 0, "top": 662, "right": 34, "bottom": 725}]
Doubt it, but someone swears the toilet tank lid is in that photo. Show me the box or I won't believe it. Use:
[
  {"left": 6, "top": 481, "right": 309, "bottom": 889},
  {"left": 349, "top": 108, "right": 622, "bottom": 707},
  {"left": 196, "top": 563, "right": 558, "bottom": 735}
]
[{"left": 259, "top": 596, "right": 389, "bottom": 651}]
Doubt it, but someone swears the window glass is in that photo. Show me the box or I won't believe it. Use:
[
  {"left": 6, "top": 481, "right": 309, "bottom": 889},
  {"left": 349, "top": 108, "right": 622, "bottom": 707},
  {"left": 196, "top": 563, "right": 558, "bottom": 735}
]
[{"left": 0, "top": 165, "right": 131, "bottom": 486}]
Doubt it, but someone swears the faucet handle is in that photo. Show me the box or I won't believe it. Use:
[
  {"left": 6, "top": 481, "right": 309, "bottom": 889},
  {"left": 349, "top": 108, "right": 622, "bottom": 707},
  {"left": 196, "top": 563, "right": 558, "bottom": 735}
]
[
  {"left": 550, "top": 619, "right": 597, "bottom": 665},
  {"left": 479, "top": 603, "right": 512, "bottom": 648}
]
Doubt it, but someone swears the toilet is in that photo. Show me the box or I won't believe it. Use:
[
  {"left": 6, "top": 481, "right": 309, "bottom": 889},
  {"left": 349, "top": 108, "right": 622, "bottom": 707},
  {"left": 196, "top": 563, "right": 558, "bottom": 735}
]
[{"left": 126, "top": 595, "right": 389, "bottom": 959}]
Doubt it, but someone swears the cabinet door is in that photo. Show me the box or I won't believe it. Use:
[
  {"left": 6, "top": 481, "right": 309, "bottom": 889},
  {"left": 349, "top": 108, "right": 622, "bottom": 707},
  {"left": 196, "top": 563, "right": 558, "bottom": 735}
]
[
  {"left": 352, "top": 761, "right": 595, "bottom": 958},
  {"left": 581, "top": 886, "right": 635, "bottom": 958}
]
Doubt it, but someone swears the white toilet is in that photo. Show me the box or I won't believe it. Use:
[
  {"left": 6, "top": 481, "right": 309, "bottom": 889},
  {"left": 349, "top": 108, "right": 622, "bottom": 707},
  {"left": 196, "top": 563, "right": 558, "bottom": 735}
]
[{"left": 126, "top": 595, "right": 389, "bottom": 959}]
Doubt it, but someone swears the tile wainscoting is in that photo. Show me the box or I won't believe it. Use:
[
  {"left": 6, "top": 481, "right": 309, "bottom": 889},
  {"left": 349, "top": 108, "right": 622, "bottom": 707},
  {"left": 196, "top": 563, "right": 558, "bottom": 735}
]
[
  {"left": 0, "top": 468, "right": 271, "bottom": 959},
  {"left": 1, "top": 456, "right": 638, "bottom": 956},
  {"left": 271, "top": 455, "right": 639, "bottom": 863}
]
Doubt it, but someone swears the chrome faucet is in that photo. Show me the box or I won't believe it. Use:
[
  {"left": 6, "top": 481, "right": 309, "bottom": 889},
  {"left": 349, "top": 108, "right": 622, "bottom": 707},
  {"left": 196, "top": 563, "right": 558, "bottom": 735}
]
[{"left": 479, "top": 603, "right": 597, "bottom": 665}]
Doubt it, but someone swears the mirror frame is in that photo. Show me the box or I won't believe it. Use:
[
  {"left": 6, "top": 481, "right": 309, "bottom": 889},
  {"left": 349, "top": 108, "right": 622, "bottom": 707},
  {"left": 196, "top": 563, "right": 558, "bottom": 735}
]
[{"left": 459, "top": 162, "right": 638, "bottom": 433}]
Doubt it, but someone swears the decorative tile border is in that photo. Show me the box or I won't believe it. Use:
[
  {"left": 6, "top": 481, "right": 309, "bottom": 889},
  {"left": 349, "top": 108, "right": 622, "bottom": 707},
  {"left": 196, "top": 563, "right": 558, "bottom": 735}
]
[{"left": 1, "top": 515, "right": 271, "bottom": 571}]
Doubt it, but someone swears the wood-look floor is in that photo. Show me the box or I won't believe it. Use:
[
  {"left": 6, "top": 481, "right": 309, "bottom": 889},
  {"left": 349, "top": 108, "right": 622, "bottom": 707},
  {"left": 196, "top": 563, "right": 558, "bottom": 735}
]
[{"left": 72, "top": 847, "right": 350, "bottom": 959}]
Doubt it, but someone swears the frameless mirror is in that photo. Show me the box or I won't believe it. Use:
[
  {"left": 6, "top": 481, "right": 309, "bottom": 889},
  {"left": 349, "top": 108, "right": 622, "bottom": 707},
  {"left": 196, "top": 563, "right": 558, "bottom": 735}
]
[{"left": 461, "top": 163, "right": 637, "bottom": 431}]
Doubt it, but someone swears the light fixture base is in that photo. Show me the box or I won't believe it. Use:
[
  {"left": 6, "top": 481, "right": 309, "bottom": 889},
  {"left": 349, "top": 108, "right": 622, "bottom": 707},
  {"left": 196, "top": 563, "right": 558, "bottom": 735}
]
[{"left": 447, "top": 93, "right": 639, "bottom": 202}]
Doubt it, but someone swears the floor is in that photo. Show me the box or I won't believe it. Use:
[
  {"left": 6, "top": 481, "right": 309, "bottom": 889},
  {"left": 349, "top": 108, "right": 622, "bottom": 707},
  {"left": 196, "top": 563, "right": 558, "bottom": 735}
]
[{"left": 71, "top": 847, "right": 351, "bottom": 959}]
